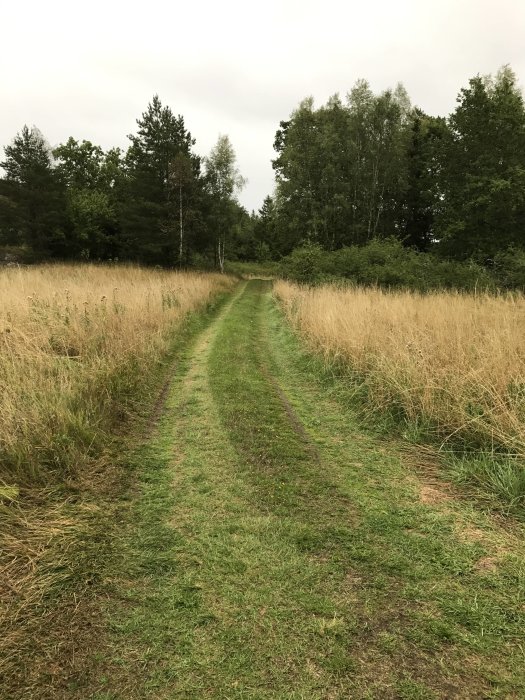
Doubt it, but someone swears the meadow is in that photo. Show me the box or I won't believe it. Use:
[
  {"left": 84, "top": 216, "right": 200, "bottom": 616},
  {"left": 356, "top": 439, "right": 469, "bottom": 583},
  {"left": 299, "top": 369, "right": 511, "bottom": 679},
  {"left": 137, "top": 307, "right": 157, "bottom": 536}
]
[
  {"left": 0, "top": 264, "right": 233, "bottom": 486},
  {"left": 275, "top": 280, "right": 525, "bottom": 510},
  {"left": 0, "top": 264, "right": 234, "bottom": 692},
  {"left": 2, "top": 272, "right": 525, "bottom": 698}
]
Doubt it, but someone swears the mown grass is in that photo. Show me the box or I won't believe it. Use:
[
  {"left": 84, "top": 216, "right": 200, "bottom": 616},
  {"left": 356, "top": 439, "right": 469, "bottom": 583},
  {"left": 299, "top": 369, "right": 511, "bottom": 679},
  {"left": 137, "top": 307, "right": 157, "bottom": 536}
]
[
  {"left": 98, "top": 280, "right": 525, "bottom": 699},
  {"left": 0, "top": 265, "right": 235, "bottom": 699},
  {"left": 275, "top": 280, "right": 525, "bottom": 513}
]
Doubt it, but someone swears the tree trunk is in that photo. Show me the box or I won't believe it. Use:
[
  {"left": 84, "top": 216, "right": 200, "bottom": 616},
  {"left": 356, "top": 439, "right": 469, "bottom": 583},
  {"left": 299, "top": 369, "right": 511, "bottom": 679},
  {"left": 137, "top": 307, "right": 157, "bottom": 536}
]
[
  {"left": 179, "top": 184, "right": 183, "bottom": 267},
  {"left": 373, "top": 184, "right": 385, "bottom": 237},
  {"left": 218, "top": 237, "right": 225, "bottom": 274}
]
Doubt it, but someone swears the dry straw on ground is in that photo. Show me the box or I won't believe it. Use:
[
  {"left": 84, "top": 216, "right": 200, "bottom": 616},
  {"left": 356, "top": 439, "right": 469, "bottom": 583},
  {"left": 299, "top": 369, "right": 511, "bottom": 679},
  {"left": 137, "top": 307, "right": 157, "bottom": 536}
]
[{"left": 275, "top": 280, "right": 525, "bottom": 457}]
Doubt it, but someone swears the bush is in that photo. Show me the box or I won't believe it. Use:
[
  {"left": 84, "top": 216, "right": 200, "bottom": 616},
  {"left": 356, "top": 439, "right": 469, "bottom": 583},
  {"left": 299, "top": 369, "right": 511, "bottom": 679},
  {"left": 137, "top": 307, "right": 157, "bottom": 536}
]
[
  {"left": 493, "top": 247, "right": 525, "bottom": 290},
  {"left": 280, "top": 238, "right": 496, "bottom": 292},
  {"left": 278, "top": 242, "right": 327, "bottom": 284}
]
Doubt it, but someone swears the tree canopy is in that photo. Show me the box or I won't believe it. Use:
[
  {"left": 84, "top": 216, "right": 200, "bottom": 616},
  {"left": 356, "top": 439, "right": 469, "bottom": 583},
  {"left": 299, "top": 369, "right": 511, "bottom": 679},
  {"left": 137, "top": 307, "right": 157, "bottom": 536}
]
[{"left": 1, "top": 68, "right": 525, "bottom": 287}]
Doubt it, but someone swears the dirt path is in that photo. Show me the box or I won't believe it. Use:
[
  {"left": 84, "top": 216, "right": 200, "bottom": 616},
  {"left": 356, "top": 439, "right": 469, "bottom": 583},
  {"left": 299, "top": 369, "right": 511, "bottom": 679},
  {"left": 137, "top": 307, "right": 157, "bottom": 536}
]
[{"left": 94, "top": 280, "right": 524, "bottom": 699}]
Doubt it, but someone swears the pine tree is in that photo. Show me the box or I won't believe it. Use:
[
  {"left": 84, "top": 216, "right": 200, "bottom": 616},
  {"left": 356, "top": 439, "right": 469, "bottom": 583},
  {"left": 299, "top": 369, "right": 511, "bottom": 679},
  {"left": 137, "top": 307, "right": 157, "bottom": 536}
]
[
  {"left": 120, "top": 95, "right": 201, "bottom": 264},
  {"left": 437, "top": 67, "right": 525, "bottom": 260},
  {"left": 1, "top": 126, "right": 68, "bottom": 255}
]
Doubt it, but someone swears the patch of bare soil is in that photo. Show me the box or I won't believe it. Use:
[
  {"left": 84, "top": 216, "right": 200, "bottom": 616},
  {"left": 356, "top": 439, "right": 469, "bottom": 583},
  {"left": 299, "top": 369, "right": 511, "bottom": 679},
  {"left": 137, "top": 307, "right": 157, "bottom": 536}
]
[
  {"left": 419, "top": 483, "right": 452, "bottom": 505},
  {"left": 474, "top": 556, "right": 498, "bottom": 573}
]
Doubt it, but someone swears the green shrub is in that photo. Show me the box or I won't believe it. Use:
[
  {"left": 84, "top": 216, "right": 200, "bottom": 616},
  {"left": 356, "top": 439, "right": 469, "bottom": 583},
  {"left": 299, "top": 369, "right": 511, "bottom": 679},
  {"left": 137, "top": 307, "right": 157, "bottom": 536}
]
[
  {"left": 493, "top": 247, "right": 525, "bottom": 290},
  {"left": 280, "top": 238, "right": 496, "bottom": 292}
]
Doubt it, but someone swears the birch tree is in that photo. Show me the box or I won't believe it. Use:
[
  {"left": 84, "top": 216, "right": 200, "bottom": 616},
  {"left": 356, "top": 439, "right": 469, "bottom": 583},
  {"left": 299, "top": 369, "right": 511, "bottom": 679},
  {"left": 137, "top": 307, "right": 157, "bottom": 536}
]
[{"left": 205, "top": 135, "right": 246, "bottom": 272}]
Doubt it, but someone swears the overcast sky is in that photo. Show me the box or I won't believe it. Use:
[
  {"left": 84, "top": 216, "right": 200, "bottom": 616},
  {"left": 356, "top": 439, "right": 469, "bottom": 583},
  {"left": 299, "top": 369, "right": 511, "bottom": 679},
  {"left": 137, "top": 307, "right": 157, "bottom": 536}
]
[{"left": 1, "top": 0, "right": 524, "bottom": 211}]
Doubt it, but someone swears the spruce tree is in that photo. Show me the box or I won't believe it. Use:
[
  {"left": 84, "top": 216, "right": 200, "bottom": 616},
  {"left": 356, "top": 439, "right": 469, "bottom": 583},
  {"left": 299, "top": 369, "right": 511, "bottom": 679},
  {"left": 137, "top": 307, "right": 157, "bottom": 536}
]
[
  {"left": 437, "top": 67, "right": 525, "bottom": 260},
  {"left": 120, "top": 95, "right": 201, "bottom": 264},
  {"left": 1, "top": 126, "right": 68, "bottom": 255}
]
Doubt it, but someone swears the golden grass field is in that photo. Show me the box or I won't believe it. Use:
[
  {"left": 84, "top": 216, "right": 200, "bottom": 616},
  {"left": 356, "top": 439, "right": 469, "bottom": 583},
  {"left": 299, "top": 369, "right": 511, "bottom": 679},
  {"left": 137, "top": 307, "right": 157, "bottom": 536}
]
[
  {"left": 275, "top": 280, "right": 525, "bottom": 462},
  {"left": 0, "top": 263, "right": 234, "bottom": 689},
  {"left": 0, "top": 264, "right": 233, "bottom": 485},
  {"left": 2, "top": 267, "right": 524, "bottom": 695}
]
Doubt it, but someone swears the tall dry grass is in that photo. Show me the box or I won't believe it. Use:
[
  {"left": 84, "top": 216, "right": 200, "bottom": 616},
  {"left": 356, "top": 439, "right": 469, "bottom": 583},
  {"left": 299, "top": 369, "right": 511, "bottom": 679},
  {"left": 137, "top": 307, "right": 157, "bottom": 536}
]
[
  {"left": 0, "top": 264, "right": 234, "bottom": 484},
  {"left": 0, "top": 264, "right": 234, "bottom": 694},
  {"left": 275, "top": 281, "right": 525, "bottom": 459}
]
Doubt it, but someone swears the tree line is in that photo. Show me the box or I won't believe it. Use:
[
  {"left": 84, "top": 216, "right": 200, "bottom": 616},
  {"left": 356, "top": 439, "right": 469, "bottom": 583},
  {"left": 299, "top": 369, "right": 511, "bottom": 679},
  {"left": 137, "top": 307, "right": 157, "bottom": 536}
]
[
  {"left": 0, "top": 95, "right": 251, "bottom": 266},
  {"left": 2, "top": 67, "right": 525, "bottom": 286},
  {"left": 259, "top": 65, "right": 525, "bottom": 287}
]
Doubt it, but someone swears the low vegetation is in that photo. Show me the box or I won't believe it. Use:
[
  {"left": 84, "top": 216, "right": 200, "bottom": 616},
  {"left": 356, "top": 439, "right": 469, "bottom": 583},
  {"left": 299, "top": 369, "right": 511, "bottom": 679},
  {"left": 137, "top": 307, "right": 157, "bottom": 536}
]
[
  {"left": 3, "top": 275, "right": 525, "bottom": 698},
  {"left": 0, "top": 263, "right": 233, "bottom": 485},
  {"left": 275, "top": 280, "right": 525, "bottom": 511},
  {"left": 223, "top": 259, "right": 279, "bottom": 279},
  {"left": 278, "top": 239, "right": 501, "bottom": 291},
  {"left": 0, "top": 263, "right": 233, "bottom": 696},
  {"left": 95, "top": 281, "right": 525, "bottom": 699}
]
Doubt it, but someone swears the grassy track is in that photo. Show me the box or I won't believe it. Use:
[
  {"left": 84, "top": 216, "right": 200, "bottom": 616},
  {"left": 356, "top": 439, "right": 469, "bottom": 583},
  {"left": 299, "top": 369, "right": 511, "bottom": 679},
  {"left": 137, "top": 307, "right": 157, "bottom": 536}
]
[{"left": 92, "top": 280, "right": 524, "bottom": 699}]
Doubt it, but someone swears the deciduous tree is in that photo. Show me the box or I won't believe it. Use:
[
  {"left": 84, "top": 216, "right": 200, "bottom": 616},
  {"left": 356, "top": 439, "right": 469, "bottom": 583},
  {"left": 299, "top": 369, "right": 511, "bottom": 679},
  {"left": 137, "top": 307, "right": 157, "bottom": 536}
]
[{"left": 205, "top": 134, "right": 246, "bottom": 271}]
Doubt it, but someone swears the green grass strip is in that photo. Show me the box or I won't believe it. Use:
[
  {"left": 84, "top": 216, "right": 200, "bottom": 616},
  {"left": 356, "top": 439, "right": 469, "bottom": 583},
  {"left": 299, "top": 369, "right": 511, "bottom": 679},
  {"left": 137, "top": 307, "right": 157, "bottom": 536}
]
[{"left": 95, "top": 280, "right": 525, "bottom": 700}]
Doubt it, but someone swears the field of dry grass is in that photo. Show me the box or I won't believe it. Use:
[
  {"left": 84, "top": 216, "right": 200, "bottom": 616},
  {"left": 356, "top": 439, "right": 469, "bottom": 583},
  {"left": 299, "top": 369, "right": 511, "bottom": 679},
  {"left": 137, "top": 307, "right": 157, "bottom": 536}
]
[
  {"left": 0, "top": 263, "right": 234, "bottom": 693},
  {"left": 275, "top": 280, "right": 525, "bottom": 505},
  {"left": 0, "top": 263, "right": 233, "bottom": 486}
]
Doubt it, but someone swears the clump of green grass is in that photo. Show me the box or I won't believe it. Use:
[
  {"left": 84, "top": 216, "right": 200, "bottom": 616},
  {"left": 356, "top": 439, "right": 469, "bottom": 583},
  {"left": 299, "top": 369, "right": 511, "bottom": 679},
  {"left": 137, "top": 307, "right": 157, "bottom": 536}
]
[{"left": 450, "top": 453, "right": 525, "bottom": 514}]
